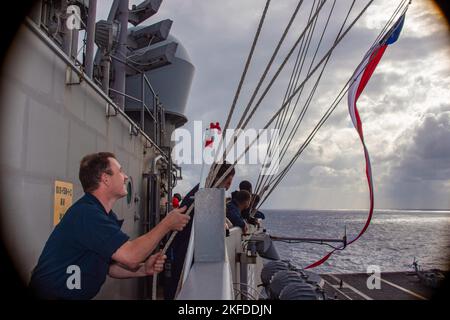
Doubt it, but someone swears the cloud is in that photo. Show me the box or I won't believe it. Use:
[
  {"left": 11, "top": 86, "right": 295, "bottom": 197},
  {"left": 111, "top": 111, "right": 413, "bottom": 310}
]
[
  {"left": 390, "top": 111, "right": 450, "bottom": 182},
  {"left": 99, "top": 0, "right": 450, "bottom": 209}
]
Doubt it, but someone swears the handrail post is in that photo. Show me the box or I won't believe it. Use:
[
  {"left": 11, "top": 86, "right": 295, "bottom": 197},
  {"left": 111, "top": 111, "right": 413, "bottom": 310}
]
[
  {"left": 112, "top": 0, "right": 129, "bottom": 109},
  {"left": 141, "top": 72, "right": 145, "bottom": 131},
  {"left": 85, "top": 0, "right": 97, "bottom": 78},
  {"left": 154, "top": 96, "right": 158, "bottom": 143},
  {"left": 166, "top": 146, "right": 173, "bottom": 214}
]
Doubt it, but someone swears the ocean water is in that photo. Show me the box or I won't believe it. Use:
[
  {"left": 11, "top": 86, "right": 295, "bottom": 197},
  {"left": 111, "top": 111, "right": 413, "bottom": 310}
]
[{"left": 262, "top": 209, "right": 450, "bottom": 274}]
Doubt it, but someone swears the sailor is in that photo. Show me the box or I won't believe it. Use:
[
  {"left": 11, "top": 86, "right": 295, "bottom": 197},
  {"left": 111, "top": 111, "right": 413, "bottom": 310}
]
[
  {"left": 235, "top": 180, "right": 266, "bottom": 224},
  {"left": 29, "top": 152, "right": 190, "bottom": 300},
  {"left": 239, "top": 180, "right": 252, "bottom": 193},
  {"left": 163, "top": 162, "right": 235, "bottom": 300},
  {"left": 226, "top": 190, "right": 251, "bottom": 231}
]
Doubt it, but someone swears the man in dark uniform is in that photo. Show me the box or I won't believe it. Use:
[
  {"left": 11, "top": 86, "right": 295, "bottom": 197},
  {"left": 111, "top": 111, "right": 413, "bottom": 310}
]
[
  {"left": 163, "top": 162, "right": 235, "bottom": 300},
  {"left": 235, "top": 181, "right": 265, "bottom": 224},
  {"left": 29, "top": 152, "right": 190, "bottom": 299},
  {"left": 226, "top": 190, "right": 251, "bottom": 232}
]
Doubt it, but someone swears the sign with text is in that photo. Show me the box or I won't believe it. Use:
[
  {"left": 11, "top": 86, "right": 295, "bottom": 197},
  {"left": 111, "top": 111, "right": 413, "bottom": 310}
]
[{"left": 53, "top": 180, "right": 73, "bottom": 226}]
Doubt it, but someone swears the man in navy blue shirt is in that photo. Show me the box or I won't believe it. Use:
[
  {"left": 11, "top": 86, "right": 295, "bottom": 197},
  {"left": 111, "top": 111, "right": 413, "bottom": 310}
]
[
  {"left": 29, "top": 152, "right": 190, "bottom": 299},
  {"left": 234, "top": 181, "right": 266, "bottom": 223},
  {"left": 226, "top": 190, "right": 251, "bottom": 231}
]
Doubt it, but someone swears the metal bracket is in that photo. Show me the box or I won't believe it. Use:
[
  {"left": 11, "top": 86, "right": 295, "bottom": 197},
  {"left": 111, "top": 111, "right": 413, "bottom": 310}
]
[
  {"left": 105, "top": 102, "right": 118, "bottom": 117},
  {"left": 236, "top": 252, "right": 256, "bottom": 265},
  {"left": 129, "top": 123, "right": 139, "bottom": 136},
  {"left": 66, "top": 66, "right": 84, "bottom": 85}
]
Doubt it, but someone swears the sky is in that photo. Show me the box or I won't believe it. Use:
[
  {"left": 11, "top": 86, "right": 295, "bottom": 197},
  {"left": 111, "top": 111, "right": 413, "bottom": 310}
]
[{"left": 98, "top": 0, "right": 450, "bottom": 210}]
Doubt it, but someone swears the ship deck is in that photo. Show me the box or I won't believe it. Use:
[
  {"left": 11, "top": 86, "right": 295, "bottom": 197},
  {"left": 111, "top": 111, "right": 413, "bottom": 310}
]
[{"left": 320, "top": 271, "right": 442, "bottom": 300}]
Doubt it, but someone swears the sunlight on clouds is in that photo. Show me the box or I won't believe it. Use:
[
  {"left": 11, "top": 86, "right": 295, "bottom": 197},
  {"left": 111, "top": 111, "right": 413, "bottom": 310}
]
[
  {"left": 364, "top": 1, "right": 404, "bottom": 31},
  {"left": 126, "top": 0, "right": 450, "bottom": 209},
  {"left": 364, "top": 0, "right": 446, "bottom": 38}
]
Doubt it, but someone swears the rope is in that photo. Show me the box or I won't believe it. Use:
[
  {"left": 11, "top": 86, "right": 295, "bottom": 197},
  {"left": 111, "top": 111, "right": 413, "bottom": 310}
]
[
  {"left": 159, "top": 0, "right": 396, "bottom": 297},
  {"left": 205, "top": 0, "right": 271, "bottom": 188},
  {"left": 223, "top": 0, "right": 272, "bottom": 132},
  {"left": 235, "top": 0, "right": 305, "bottom": 131},
  {"left": 204, "top": 0, "right": 376, "bottom": 202},
  {"left": 256, "top": 0, "right": 347, "bottom": 197},
  {"left": 274, "top": 0, "right": 323, "bottom": 145},
  {"left": 257, "top": 0, "right": 410, "bottom": 208},
  {"left": 254, "top": 0, "right": 341, "bottom": 203},
  {"left": 207, "top": 0, "right": 327, "bottom": 188},
  {"left": 238, "top": 0, "right": 327, "bottom": 130},
  {"left": 206, "top": 0, "right": 303, "bottom": 187},
  {"left": 254, "top": 0, "right": 321, "bottom": 196}
]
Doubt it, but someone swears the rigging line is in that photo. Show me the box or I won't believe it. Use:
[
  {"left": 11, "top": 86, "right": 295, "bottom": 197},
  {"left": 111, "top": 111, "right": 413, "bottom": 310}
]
[
  {"left": 260, "top": 6, "right": 411, "bottom": 268},
  {"left": 162, "top": 6, "right": 410, "bottom": 294},
  {"left": 263, "top": 0, "right": 321, "bottom": 170},
  {"left": 255, "top": 1, "right": 359, "bottom": 200},
  {"left": 270, "top": 0, "right": 316, "bottom": 143},
  {"left": 255, "top": 0, "right": 340, "bottom": 198},
  {"left": 234, "top": 0, "right": 305, "bottom": 132},
  {"left": 274, "top": 0, "right": 323, "bottom": 146},
  {"left": 258, "top": 95, "right": 344, "bottom": 208},
  {"left": 254, "top": 0, "right": 319, "bottom": 195},
  {"left": 274, "top": 240, "right": 345, "bottom": 251},
  {"left": 223, "top": 0, "right": 271, "bottom": 133},
  {"left": 222, "top": 2, "right": 326, "bottom": 192},
  {"left": 206, "top": 0, "right": 305, "bottom": 188},
  {"left": 258, "top": 1, "right": 409, "bottom": 204},
  {"left": 255, "top": 37, "right": 304, "bottom": 196},
  {"left": 163, "top": 0, "right": 375, "bottom": 256},
  {"left": 232, "top": 287, "right": 258, "bottom": 300},
  {"left": 258, "top": 0, "right": 402, "bottom": 185},
  {"left": 206, "top": 0, "right": 375, "bottom": 199},
  {"left": 238, "top": 0, "right": 328, "bottom": 131},
  {"left": 274, "top": 1, "right": 313, "bottom": 124},
  {"left": 277, "top": 0, "right": 335, "bottom": 149},
  {"left": 208, "top": 0, "right": 329, "bottom": 188},
  {"left": 271, "top": 39, "right": 303, "bottom": 131},
  {"left": 260, "top": 63, "right": 367, "bottom": 207},
  {"left": 272, "top": 0, "right": 318, "bottom": 134},
  {"left": 253, "top": 1, "right": 332, "bottom": 202},
  {"left": 204, "top": 0, "right": 271, "bottom": 188},
  {"left": 258, "top": 24, "right": 394, "bottom": 209},
  {"left": 263, "top": 0, "right": 349, "bottom": 188},
  {"left": 257, "top": 13, "right": 412, "bottom": 209},
  {"left": 233, "top": 282, "right": 262, "bottom": 300},
  {"left": 374, "top": 0, "right": 408, "bottom": 45},
  {"left": 247, "top": 0, "right": 405, "bottom": 144}
]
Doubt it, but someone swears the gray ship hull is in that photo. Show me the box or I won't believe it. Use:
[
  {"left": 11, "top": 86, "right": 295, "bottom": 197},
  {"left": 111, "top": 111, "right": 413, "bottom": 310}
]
[{"left": 0, "top": 20, "right": 165, "bottom": 299}]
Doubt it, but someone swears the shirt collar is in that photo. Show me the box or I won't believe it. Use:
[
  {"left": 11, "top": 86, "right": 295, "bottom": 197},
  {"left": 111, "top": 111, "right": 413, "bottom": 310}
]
[
  {"left": 84, "top": 193, "right": 124, "bottom": 226},
  {"left": 84, "top": 193, "right": 109, "bottom": 214}
]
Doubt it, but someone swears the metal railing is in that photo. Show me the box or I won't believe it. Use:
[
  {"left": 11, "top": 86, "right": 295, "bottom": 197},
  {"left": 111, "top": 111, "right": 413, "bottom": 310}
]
[
  {"left": 24, "top": 17, "right": 169, "bottom": 161},
  {"left": 109, "top": 54, "right": 165, "bottom": 145}
]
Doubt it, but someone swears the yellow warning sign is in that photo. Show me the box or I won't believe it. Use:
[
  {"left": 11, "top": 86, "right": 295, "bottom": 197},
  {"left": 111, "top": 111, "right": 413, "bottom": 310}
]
[{"left": 53, "top": 180, "right": 73, "bottom": 226}]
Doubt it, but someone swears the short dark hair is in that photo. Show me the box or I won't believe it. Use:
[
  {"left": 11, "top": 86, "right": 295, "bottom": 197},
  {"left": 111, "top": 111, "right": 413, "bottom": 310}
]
[
  {"left": 79, "top": 152, "right": 116, "bottom": 192},
  {"left": 211, "top": 161, "right": 235, "bottom": 186},
  {"left": 234, "top": 190, "right": 251, "bottom": 205},
  {"left": 239, "top": 180, "right": 252, "bottom": 193}
]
